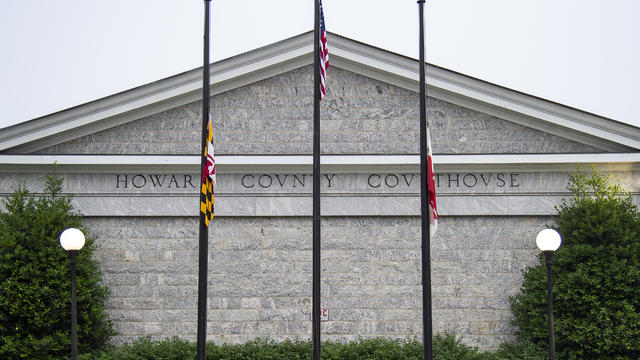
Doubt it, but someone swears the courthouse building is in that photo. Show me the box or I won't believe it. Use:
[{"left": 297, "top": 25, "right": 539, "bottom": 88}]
[{"left": 1, "top": 32, "right": 639, "bottom": 350}]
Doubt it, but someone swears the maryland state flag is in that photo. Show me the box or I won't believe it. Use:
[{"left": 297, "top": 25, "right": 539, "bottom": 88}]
[{"left": 200, "top": 117, "right": 215, "bottom": 226}]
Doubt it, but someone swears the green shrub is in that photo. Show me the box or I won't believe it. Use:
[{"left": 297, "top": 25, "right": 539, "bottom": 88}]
[
  {"left": 322, "top": 337, "right": 422, "bottom": 359},
  {"left": 492, "top": 340, "right": 546, "bottom": 360},
  {"left": 80, "top": 337, "right": 195, "bottom": 360},
  {"left": 432, "top": 333, "right": 494, "bottom": 360},
  {"left": 0, "top": 175, "right": 114, "bottom": 359},
  {"left": 510, "top": 169, "right": 640, "bottom": 359},
  {"left": 207, "top": 338, "right": 309, "bottom": 359},
  {"left": 77, "top": 333, "right": 496, "bottom": 359}
]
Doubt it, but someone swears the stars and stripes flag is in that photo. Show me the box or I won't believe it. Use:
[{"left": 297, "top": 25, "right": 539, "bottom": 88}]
[
  {"left": 200, "top": 117, "right": 215, "bottom": 226},
  {"left": 319, "top": 0, "right": 329, "bottom": 100},
  {"left": 427, "top": 127, "right": 438, "bottom": 236}
]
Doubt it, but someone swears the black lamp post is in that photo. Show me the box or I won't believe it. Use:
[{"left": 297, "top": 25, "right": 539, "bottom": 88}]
[
  {"left": 536, "top": 229, "right": 562, "bottom": 360},
  {"left": 60, "top": 228, "right": 86, "bottom": 360}
]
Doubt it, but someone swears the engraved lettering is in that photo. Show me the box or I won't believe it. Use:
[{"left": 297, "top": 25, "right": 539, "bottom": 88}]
[
  {"left": 385, "top": 174, "right": 399, "bottom": 188},
  {"left": 479, "top": 174, "right": 492, "bottom": 186},
  {"left": 149, "top": 174, "right": 167, "bottom": 187},
  {"left": 258, "top": 174, "right": 272, "bottom": 188},
  {"left": 463, "top": 174, "right": 477, "bottom": 187},
  {"left": 402, "top": 174, "right": 415, "bottom": 186},
  {"left": 368, "top": 174, "right": 381, "bottom": 188},
  {"left": 435, "top": 173, "right": 443, "bottom": 188},
  {"left": 510, "top": 173, "right": 520, "bottom": 188},
  {"left": 242, "top": 174, "right": 255, "bottom": 188},
  {"left": 324, "top": 174, "right": 335, "bottom": 188},
  {"left": 116, "top": 174, "right": 128, "bottom": 189},
  {"left": 168, "top": 174, "right": 180, "bottom": 188},
  {"left": 183, "top": 175, "right": 195, "bottom": 188},
  {"left": 132, "top": 174, "right": 146, "bottom": 189},
  {"left": 448, "top": 174, "right": 459, "bottom": 188},
  {"left": 232, "top": 172, "right": 525, "bottom": 192},
  {"left": 293, "top": 175, "right": 306, "bottom": 188},
  {"left": 275, "top": 174, "right": 289, "bottom": 187}
]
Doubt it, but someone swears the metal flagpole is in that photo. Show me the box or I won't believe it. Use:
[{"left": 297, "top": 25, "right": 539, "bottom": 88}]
[
  {"left": 418, "top": 1, "right": 433, "bottom": 359},
  {"left": 312, "top": 0, "right": 322, "bottom": 359},
  {"left": 197, "top": 1, "right": 211, "bottom": 359}
]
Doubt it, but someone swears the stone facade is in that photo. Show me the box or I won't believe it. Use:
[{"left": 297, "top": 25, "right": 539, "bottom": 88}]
[
  {"left": 1, "top": 58, "right": 634, "bottom": 353},
  {"left": 85, "top": 215, "right": 545, "bottom": 348},
  {"left": 36, "top": 66, "right": 601, "bottom": 156}
]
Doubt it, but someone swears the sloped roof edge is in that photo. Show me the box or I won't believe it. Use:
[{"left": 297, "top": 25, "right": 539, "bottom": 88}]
[{"left": 1, "top": 31, "right": 638, "bottom": 153}]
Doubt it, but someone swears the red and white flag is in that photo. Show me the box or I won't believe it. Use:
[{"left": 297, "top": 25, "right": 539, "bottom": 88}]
[
  {"left": 319, "top": 0, "right": 329, "bottom": 100},
  {"left": 427, "top": 128, "right": 438, "bottom": 236}
]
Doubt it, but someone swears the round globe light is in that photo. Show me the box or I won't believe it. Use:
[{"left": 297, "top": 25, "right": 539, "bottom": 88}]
[
  {"left": 536, "top": 229, "right": 562, "bottom": 252},
  {"left": 60, "top": 228, "right": 85, "bottom": 251}
]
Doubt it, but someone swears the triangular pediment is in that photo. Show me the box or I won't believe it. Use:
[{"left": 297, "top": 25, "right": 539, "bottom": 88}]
[
  {"left": 31, "top": 65, "right": 602, "bottom": 157},
  {"left": 0, "top": 31, "right": 638, "bottom": 155}
]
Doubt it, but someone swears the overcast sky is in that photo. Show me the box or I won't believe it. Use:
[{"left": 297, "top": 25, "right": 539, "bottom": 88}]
[{"left": 1, "top": 0, "right": 639, "bottom": 129}]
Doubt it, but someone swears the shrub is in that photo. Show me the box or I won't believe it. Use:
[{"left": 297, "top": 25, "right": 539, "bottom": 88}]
[
  {"left": 510, "top": 168, "right": 640, "bottom": 359},
  {"left": 322, "top": 337, "right": 422, "bottom": 359},
  {"left": 81, "top": 337, "right": 195, "bottom": 360},
  {"left": 77, "top": 333, "right": 495, "bottom": 359},
  {"left": 207, "top": 338, "right": 309, "bottom": 360},
  {"left": 0, "top": 175, "right": 114, "bottom": 359},
  {"left": 492, "top": 340, "right": 546, "bottom": 360},
  {"left": 432, "top": 333, "right": 494, "bottom": 360}
]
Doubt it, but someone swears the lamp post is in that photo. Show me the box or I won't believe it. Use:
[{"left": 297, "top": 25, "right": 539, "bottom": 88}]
[
  {"left": 536, "top": 229, "right": 562, "bottom": 360},
  {"left": 60, "top": 228, "right": 86, "bottom": 360}
]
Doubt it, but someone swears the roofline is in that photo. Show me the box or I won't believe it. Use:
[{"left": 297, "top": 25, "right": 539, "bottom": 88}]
[
  {"left": 1, "top": 153, "right": 639, "bottom": 173},
  {"left": 326, "top": 33, "right": 640, "bottom": 151},
  {"left": 1, "top": 31, "right": 639, "bottom": 153}
]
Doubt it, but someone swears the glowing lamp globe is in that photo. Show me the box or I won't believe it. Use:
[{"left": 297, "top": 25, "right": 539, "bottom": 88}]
[
  {"left": 536, "top": 229, "right": 561, "bottom": 252},
  {"left": 60, "top": 228, "right": 85, "bottom": 251}
]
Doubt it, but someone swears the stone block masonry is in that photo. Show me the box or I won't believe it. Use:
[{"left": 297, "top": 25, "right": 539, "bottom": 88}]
[
  {"left": 2, "top": 33, "right": 636, "bottom": 356},
  {"left": 86, "top": 215, "right": 547, "bottom": 350},
  {"left": 9, "top": 63, "right": 613, "bottom": 351},
  {"left": 36, "top": 66, "right": 601, "bottom": 156}
]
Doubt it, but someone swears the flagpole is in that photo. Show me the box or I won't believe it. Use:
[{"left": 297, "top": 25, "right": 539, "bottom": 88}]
[
  {"left": 418, "top": 1, "right": 433, "bottom": 359},
  {"left": 197, "top": 1, "right": 211, "bottom": 359},
  {"left": 312, "top": 0, "right": 322, "bottom": 359}
]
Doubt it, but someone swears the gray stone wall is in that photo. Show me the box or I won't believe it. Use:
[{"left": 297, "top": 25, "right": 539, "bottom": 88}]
[
  {"left": 36, "top": 66, "right": 601, "bottom": 156},
  {"left": 8, "top": 60, "right": 617, "bottom": 352},
  {"left": 86, "top": 214, "right": 546, "bottom": 350}
]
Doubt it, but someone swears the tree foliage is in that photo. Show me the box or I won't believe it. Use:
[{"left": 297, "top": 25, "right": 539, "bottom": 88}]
[
  {"left": 0, "top": 175, "right": 114, "bottom": 359},
  {"left": 510, "top": 168, "right": 640, "bottom": 359}
]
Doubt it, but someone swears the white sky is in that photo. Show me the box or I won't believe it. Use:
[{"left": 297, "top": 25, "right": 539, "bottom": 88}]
[{"left": 1, "top": 0, "right": 639, "bottom": 129}]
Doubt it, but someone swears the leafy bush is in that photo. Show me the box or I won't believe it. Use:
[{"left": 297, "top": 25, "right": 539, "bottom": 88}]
[
  {"left": 492, "top": 340, "right": 546, "bottom": 360},
  {"left": 322, "top": 337, "right": 422, "bottom": 359},
  {"left": 77, "top": 333, "right": 497, "bottom": 359},
  {"left": 81, "top": 337, "right": 195, "bottom": 360},
  {"left": 207, "top": 338, "right": 310, "bottom": 360},
  {"left": 432, "top": 333, "right": 494, "bottom": 360},
  {"left": 510, "top": 169, "right": 640, "bottom": 359},
  {"left": 0, "top": 175, "right": 114, "bottom": 359}
]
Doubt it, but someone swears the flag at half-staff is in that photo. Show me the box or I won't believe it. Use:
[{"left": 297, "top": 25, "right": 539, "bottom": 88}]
[
  {"left": 197, "top": 2, "right": 214, "bottom": 359},
  {"left": 318, "top": 0, "right": 329, "bottom": 100},
  {"left": 312, "top": 1, "right": 328, "bottom": 359},
  {"left": 201, "top": 117, "right": 216, "bottom": 226},
  {"left": 427, "top": 127, "right": 437, "bottom": 237}
]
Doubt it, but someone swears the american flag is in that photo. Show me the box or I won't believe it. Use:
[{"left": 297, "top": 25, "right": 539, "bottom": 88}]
[
  {"left": 319, "top": 0, "right": 329, "bottom": 100},
  {"left": 200, "top": 117, "right": 215, "bottom": 226},
  {"left": 427, "top": 127, "right": 438, "bottom": 236}
]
